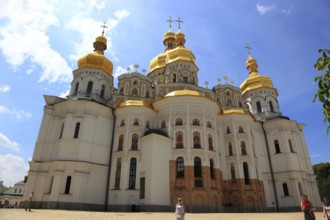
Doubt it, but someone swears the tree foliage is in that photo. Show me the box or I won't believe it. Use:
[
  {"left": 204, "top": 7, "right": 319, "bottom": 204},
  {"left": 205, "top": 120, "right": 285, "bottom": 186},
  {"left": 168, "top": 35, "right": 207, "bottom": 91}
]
[
  {"left": 313, "top": 162, "right": 330, "bottom": 201},
  {"left": 313, "top": 49, "right": 330, "bottom": 134}
]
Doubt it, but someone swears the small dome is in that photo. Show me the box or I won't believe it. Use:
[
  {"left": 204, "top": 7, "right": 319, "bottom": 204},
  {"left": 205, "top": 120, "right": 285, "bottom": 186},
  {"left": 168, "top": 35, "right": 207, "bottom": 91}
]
[
  {"left": 163, "top": 30, "right": 175, "bottom": 42},
  {"left": 165, "top": 89, "right": 204, "bottom": 97},
  {"left": 149, "top": 53, "right": 167, "bottom": 73},
  {"left": 246, "top": 55, "right": 259, "bottom": 76},
  {"left": 175, "top": 30, "right": 186, "bottom": 47}
]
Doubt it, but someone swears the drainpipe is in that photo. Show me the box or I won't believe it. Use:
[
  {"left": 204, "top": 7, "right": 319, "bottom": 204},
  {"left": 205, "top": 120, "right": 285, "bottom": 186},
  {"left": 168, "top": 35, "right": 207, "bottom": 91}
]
[
  {"left": 261, "top": 121, "right": 279, "bottom": 212},
  {"left": 105, "top": 107, "right": 116, "bottom": 211}
]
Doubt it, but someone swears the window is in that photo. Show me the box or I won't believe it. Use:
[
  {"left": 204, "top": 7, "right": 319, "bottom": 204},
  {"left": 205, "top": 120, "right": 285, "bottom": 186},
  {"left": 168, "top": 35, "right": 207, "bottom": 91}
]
[
  {"left": 131, "top": 88, "right": 138, "bottom": 96},
  {"left": 256, "top": 101, "right": 262, "bottom": 113},
  {"left": 74, "top": 82, "right": 79, "bottom": 95},
  {"left": 115, "top": 158, "right": 122, "bottom": 188},
  {"left": 208, "top": 134, "right": 213, "bottom": 151},
  {"left": 207, "top": 121, "right": 212, "bottom": 128},
  {"left": 239, "top": 101, "right": 243, "bottom": 107},
  {"left": 176, "top": 157, "right": 184, "bottom": 178},
  {"left": 128, "top": 158, "right": 137, "bottom": 189},
  {"left": 133, "top": 80, "right": 138, "bottom": 85},
  {"left": 176, "top": 118, "right": 183, "bottom": 126},
  {"left": 193, "top": 132, "right": 201, "bottom": 148},
  {"left": 48, "top": 176, "right": 54, "bottom": 194},
  {"left": 289, "top": 139, "right": 295, "bottom": 153},
  {"left": 140, "top": 177, "right": 145, "bottom": 199},
  {"left": 238, "top": 126, "right": 244, "bottom": 133},
  {"left": 210, "top": 159, "right": 215, "bottom": 179},
  {"left": 146, "top": 121, "right": 150, "bottom": 129},
  {"left": 230, "top": 163, "right": 236, "bottom": 182},
  {"left": 226, "top": 126, "right": 231, "bottom": 134},
  {"left": 145, "top": 90, "right": 150, "bottom": 98},
  {"left": 176, "top": 132, "right": 184, "bottom": 148},
  {"left": 274, "top": 140, "right": 281, "bottom": 153},
  {"left": 133, "top": 119, "right": 139, "bottom": 126},
  {"left": 65, "top": 176, "right": 71, "bottom": 194},
  {"left": 131, "top": 134, "right": 138, "bottom": 150},
  {"left": 228, "top": 143, "right": 233, "bottom": 156},
  {"left": 119, "top": 88, "right": 124, "bottom": 95},
  {"left": 283, "top": 183, "right": 289, "bottom": 196},
  {"left": 120, "top": 120, "right": 125, "bottom": 126},
  {"left": 269, "top": 101, "right": 274, "bottom": 112},
  {"left": 243, "top": 162, "right": 250, "bottom": 185},
  {"left": 59, "top": 123, "right": 64, "bottom": 139},
  {"left": 87, "top": 81, "right": 93, "bottom": 94},
  {"left": 100, "top": 85, "right": 105, "bottom": 98},
  {"left": 226, "top": 99, "right": 232, "bottom": 106},
  {"left": 173, "top": 74, "right": 176, "bottom": 83},
  {"left": 183, "top": 77, "right": 188, "bottom": 83},
  {"left": 73, "top": 122, "right": 80, "bottom": 138},
  {"left": 194, "top": 157, "right": 203, "bottom": 187},
  {"left": 192, "top": 118, "right": 200, "bottom": 126},
  {"left": 298, "top": 182, "right": 303, "bottom": 195},
  {"left": 161, "top": 120, "right": 166, "bottom": 128},
  {"left": 118, "top": 134, "right": 124, "bottom": 151},
  {"left": 241, "top": 141, "right": 247, "bottom": 155}
]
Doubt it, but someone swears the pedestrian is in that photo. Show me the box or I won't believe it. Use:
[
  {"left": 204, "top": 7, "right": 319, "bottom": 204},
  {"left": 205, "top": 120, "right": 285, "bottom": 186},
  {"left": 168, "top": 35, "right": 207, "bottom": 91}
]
[
  {"left": 323, "top": 198, "right": 330, "bottom": 219},
  {"left": 301, "top": 194, "right": 315, "bottom": 220},
  {"left": 175, "top": 197, "right": 185, "bottom": 220},
  {"left": 25, "top": 193, "right": 33, "bottom": 211},
  {"left": 131, "top": 199, "right": 136, "bottom": 212}
]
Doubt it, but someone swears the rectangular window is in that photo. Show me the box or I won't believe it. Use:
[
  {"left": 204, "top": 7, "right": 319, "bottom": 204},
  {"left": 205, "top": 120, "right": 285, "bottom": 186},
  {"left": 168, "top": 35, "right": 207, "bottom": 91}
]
[
  {"left": 140, "top": 177, "right": 145, "bottom": 199},
  {"left": 74, "top": 122, "right": 80, "bottom": 138}
]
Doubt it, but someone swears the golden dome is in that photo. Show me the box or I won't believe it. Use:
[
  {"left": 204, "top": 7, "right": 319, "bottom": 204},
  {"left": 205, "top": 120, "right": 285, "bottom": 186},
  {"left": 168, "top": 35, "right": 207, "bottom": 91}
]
[
  {"left": 165, "top": 89, "right": 204, "bottom": 97},
  {"left": 175, "top": 30, "right": 186, "bottom": 46},
  {"left": 163, "top": 30, "right": 175, "bottom": 43},
  {"left": 77, "top": 35, "right": 113, "bottom": 75},
  {"left": 118, "top": 100, "right": 150, "bottom": 108},
  {"left": 149, "top": 53, "right": 167, "bottom": 73},
  {"left": 166, "top": 46, "right": 196, "bottom": 64}
]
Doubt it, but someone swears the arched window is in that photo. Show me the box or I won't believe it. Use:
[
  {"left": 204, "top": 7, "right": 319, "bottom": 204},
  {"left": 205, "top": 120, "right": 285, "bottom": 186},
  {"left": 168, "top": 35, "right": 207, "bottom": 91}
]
[
  {"left": 119, "top": 88, "right": 124, "bottom": 95},
  {"left": 274, "top": 140, "right": 281, "bottom": 153},
  {"left": 73, "top": 122, "right": 80, "bottom": 138},
  {"left": 208, "top": 134, "right": 213, "bottom": 150},
  {"left": 65, "top": 176, "right": 71, "bottom": 194},
  {"left": 146, "top": 121, "right": 150, "bottom": 129},
  {"left": 100, "top": 85, "right": 105, "bottom": 98},
  {"left": 194, "top": 157, "right": 203, "bottom": 187},
  {"left": 59, "top": 123, "right": 64, "bottom": 139},
  {"left": 173, "top": 74, "right": 176, "bottom": 82},
  {"left": 238, "top": 126, "right": 244, "bottom": 133},
  {"left": 120, "top": 119, "right": 125, "bottom": 126},
  {"left": 192, "top": 118, "right": 200, "bottom": 126},
  {"left": 193, "top": 132, "right": 201, "bottom": 148},
  {"left": 256, "top": 101, "right": 262, "bottom": 113},
  {"left": 283, "top": 183, "right": 289, "bottom": 196},
  {"left": 229, "top": 143, "right": 233, "bottom": 156},
  {"left": 241, "top": 141, "right": 247, "bottom": 155},
  {"left": 230, "top": 163, "right": 236, "bottom": 182},
  {"left": 132, "top": 88, "right": 138, "bottom": 96},
  {"left": 226, "top": 126, "right": 231, "bottom": 134},
  {"left": 207, "top": 121, "right": 212, "bottom": 128},
  {"left": 226, "top": 91, "right": 231, "bottom": 96},
  {"left": 131, "top": 134, "right": 138, "bottom": 150},
  {"left": 176, "top": 132, "right": 183, "bottom": 148},
  {"left": 175, "top": 118, "right": 183, "bottom": 126},
  {"left": 239, "top": 101, "right": 243, "bottom": 107},
  {"left": 145, "top": 90, "right": 150, "bottom": 98},
  {"left": 114, "top": 158, "right": 122, "bottom": 188},
  {"left": 118, "top": 134, "right": 124, "bottom": 151},
  {"left": 161, "top": 120, "right": 166, "bottom": 128},
  {"left": 226, "top": 99, "right": 232, "bottom": 106},
  {"left": 74, "top": 82, "right": 79, "bottom": 95},
  {"left": 128, "top": 158, "right": 137, "bottom": 189},
  {"left": 289, "top": 139, "right": 295, "bottom": 153},
  {"left": 243, "top": 162, "right": 250, "bottom": 185},
  {"left": 210, "top": 159, "right": 215, "bottom": 179},
  {"left": 133, "top": 80, "right": 138, "bottom": 85},
  {"left": 176, "top": 157, "right": 184, "bottom": 178},
  {"left": 269, "top": 101, "right": 274, "bottom": 112},
  {"left": 87, "top": 81, "right": 93, "bottom": 94},
  {"left": 133, "top": 118, "right": 139, "bottom": 126}
]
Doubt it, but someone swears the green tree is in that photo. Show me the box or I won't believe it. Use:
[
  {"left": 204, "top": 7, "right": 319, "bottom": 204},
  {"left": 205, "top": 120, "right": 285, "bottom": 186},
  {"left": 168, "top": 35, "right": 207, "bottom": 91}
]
[
  {"left": 313, "top": 49, "right": 330, "bottom": 134},
  {"left": 313, "top": 162, "right": 330, "bottom": 201}
]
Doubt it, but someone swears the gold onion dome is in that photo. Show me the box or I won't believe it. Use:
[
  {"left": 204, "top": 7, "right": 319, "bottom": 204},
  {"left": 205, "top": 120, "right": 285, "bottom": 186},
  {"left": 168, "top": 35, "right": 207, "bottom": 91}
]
[
  {"left": 175, "top": 30, "right": 186, "bottom": 46},
  {"left": 77, "top": 35, "right": 113, "bottom": 75},
  {"left": 240, "top": 54, "right": 277, "bottom": 96},
  {"left": 163, "top": 30, "right": 175, "bottom": 45}
]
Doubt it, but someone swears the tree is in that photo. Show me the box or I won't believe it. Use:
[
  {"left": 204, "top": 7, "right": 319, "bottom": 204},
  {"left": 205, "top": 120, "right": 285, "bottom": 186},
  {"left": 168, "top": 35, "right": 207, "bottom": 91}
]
[
  {"left": 313, "top": 162, "right": 330, "bottom": 201},
  {"left": 313, "top": 49, "right": 330, "bottom": 134}
]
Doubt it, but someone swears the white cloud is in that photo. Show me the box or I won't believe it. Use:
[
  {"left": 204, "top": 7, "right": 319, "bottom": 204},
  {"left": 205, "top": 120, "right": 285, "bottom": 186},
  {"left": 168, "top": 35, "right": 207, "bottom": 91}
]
[
  {"left": 0, "top": 0, "right": 72, "bottom": 84},
  {"left": 311, "top": 154, "right": 320, "bottom": 158},
  {"left": 59, "top": 89, "right": 70, "bottom": 98},
  {"left": 0, "top": 154, "right": 29, "bottom": 186},
  {"left": 256, "top": 3, "right": 275, "bottom": 15},
  {"left": 114, "top": 65, "right": 130, "bottom": 78},
  {"left": 0, "top": 84, "right": 10, "bottom": 93},
  {"left": 0, "top": 132, "right": 20, "bottom": 151},
  {"left": 0, "top": 105, "right": 31, "bottom": 121},
  {"left": 281, "top": 5, "right": 294, "bottom": 15}
]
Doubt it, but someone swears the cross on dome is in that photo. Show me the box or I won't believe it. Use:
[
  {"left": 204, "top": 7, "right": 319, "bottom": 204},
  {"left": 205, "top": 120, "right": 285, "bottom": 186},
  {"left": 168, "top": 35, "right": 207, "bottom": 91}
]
[
  {"left": 101, "top": 22, "right": 108, "bottom": 36},
  {"left": 245, "top": 43, "right": 252, "bottom": 55},
  {"left": 167, "top": 16, "right": 174, "bottom": 30},
  {"left": 175, "top": 17, "right": 183, "bottom": 30}
]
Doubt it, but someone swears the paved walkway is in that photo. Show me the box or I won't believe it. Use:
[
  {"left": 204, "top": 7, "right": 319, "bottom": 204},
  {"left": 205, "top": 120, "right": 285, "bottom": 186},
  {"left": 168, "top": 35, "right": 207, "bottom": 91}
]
[{"left": 0, "top": 209, "right": 323, "bottom": 220}]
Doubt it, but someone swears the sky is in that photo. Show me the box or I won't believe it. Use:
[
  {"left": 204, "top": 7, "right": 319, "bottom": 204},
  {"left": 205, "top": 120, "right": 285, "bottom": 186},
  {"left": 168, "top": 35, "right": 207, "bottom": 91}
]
[{"left": 0, "top": 0, "right": 329, "bottom": 187}]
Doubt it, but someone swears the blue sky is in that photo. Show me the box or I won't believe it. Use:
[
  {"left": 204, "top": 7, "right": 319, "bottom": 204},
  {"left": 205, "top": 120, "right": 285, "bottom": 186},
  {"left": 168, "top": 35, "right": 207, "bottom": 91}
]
[{"left": 0, "top": 0, "right": 329, "bottom": 187}]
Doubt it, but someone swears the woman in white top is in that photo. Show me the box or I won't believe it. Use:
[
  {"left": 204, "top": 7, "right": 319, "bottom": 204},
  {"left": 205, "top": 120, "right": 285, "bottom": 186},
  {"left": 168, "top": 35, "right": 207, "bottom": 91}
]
[{"left": 175, "top": 198, "right": 185, "bottom": 220}]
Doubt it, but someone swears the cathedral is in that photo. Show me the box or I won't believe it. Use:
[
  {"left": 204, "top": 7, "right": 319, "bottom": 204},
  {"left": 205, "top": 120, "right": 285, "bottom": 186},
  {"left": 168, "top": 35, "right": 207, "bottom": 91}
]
[{"left": 23, "top": 21, "right": 321, "bottom": 212}]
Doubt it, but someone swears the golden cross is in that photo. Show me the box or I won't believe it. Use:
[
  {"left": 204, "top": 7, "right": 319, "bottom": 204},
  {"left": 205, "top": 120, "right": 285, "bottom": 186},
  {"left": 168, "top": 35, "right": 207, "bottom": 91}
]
[
  {"left": 245, "top": 43, "right": 252, "bottom": 55},
  {"left": 175, "top": 17, "right": 183, "bottom": 30},
  {"left": 167, "top": 16, "right": 174, "bottom": 30},
  {"left": 100, "top": 22, "right": 108, "bottom": 36}
]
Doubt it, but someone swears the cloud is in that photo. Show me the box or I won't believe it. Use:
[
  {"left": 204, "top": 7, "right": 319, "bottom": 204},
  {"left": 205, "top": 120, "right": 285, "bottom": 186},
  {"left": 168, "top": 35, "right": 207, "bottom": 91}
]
[
  {"left": 0, "top": 0, "right": 72, "bottom": 84},
  {"left": 0, "top": 84, "right": 10, "bottom": 93},
  {"left": 0, "top": 154, "right": 29, "bottom": 186},
  {"left": 114, "top": 65, "right": 131, "bottom": 78},
  {"left": 59, "top": 89, "right": 70, "bottom": 98},
  {"left": 310, "top": 154, "right": 321, "bottom": 159},
  {"left": 256, "top": 3, "right": 275, "bottom": 15},
  {"left": 0, "top": 105, "right": 31, "bottom": 121},
  {"left": 281, "top": 5, "right": 294, "bottom": 15},
  {"left": 0, "top": 132, "right": 20, "bottom": 151}
]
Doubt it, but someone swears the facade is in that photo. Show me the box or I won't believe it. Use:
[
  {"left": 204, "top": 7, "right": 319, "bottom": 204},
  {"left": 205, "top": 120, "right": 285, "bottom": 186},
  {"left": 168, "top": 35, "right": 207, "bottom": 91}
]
[
  {"left": 22, "top": 25, "right": 321, "bottom": 212},
  {"left": 0, "top": 179, "right": 26, "bottom": 208}
]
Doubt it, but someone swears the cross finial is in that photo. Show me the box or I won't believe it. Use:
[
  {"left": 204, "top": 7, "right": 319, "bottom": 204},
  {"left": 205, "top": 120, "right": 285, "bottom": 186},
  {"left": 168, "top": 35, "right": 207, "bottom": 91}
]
[
  {"left": 175, "top": 17, "right": 183, "bottom": 30},
  {"left": 245, "top": 43, "right": 252, "bottom": 55},
  {"left": 100, "top": 22, "right": 108, "bottom": 36},
  {"left": 167, "top": 16, "right": 174, "bottom": 30}
]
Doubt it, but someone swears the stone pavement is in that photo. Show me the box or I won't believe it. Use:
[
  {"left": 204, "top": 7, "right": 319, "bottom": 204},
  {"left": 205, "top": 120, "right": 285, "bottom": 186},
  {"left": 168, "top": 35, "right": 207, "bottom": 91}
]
[{"left": 0, "top": 209, "right": 323, "bottom": 220}]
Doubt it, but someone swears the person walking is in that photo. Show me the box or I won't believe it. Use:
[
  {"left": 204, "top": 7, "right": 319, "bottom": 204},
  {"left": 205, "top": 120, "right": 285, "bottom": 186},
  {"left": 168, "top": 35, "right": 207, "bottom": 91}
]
[
  {"left": 301, "top": 194, "right": 316, "bottom": 220},
  {"left": 323, "top": 198, "right": 330, "bottom": 219},
  {"left": 175, "top": 198, "right": 185, "bottom": 220},
  {"left": 25, "top": 193, "right": 33, "bottom": 211}
]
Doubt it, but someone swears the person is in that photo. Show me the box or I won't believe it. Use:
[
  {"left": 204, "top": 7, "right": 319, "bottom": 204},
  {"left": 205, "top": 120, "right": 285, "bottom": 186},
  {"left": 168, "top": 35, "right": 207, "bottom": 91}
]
[
  {"left": 301, "top": 194, "right": 315, "bottom": 220},
  {"left": 131, "top": 199, "right": 136, "bottom": 212},
  {"left": 25, "top": 193, "right": 33, "bottom": 211},
  {"left": 175, "top": 198, "right": 185, "bottom": 220},
  {"left": 323, "top": 198, "right": 330, "bottom": 219}
]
